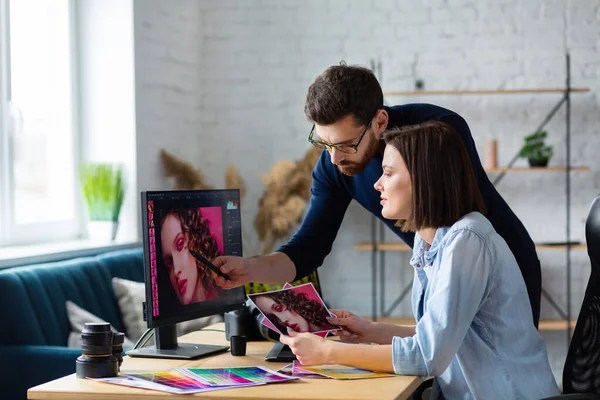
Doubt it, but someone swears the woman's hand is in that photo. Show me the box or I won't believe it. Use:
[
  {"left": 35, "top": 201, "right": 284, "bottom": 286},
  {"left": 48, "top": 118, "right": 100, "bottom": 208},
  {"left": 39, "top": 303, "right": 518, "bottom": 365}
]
[
  {"left": 211, "top": 256, "right": 254, "bottom": 289},
  {"left": 327, "top": 309, "right": 377, "bottom": 343},
  {"left": 279, "top": 327, "right": 334, "bottom": 366}
]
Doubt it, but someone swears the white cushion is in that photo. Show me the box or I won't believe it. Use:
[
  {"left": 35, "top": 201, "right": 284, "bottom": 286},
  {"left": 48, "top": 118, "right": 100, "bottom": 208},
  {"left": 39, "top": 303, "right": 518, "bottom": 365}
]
[
  {"left": 65, "top": 300, "right": 134, "bottom": 350},
  {"left": 111, "top": 277, "right": 222, "bottom": 343},
  {"left": 111, "top": 277, "right": 147, "bottom": 341}
]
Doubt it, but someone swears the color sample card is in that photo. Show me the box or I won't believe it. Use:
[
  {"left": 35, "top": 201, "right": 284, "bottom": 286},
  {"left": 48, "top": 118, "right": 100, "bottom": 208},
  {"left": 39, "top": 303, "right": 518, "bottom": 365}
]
[
  {"left": 125, "top": 370, "right": 215, "bottom": 390},
  {"left": 94, "top": 374, "right": 230, "bottom": 394},
  {"left": 299, "top": 364, "right": 395, "bottom": 380},
  {"left": 292, "top": 360, "right": 316, "bottom": 375},
  {"left": 179, "top": 366, "right": 296, "bottom": 387},
  {"left": 278, "top": 362, "right": 328, "bottom": 379}
]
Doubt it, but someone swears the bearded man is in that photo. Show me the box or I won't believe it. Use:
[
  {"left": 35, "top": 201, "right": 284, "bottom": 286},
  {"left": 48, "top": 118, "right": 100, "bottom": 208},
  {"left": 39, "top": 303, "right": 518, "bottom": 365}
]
[{"left": 213, "top": 63, "right": 541, "bottom": 329}]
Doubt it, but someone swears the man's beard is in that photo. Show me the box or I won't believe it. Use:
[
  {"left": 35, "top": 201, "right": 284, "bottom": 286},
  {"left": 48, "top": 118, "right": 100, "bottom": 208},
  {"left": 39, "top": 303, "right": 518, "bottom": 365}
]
[{"left": 337, "top": 136, "right": 382, "bottom": 176}]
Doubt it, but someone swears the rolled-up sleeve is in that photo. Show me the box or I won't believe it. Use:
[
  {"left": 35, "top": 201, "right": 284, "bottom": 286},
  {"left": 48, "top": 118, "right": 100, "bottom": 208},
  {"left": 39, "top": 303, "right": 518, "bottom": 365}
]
[{"left": 392, "top": 230, "right": 492, "bottom": 376}]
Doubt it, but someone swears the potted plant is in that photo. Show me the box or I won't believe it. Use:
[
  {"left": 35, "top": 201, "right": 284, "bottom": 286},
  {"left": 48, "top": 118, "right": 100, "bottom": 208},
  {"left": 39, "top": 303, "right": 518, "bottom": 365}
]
[
  {"left": 518, "top": 130, "right": 553, "bottom": 167},
  {"left": 80, "top": 163, "right": 125, "bottom": 241}
]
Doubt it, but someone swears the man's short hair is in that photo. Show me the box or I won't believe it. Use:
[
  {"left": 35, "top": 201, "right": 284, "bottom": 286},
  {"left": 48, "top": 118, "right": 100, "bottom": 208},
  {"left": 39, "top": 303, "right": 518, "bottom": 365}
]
[
  {"left": 304, "top": 62, "right": 383, "bottom": 126},
  {"left": 382, "top": 121, "right": 487, "bottom": 232}
]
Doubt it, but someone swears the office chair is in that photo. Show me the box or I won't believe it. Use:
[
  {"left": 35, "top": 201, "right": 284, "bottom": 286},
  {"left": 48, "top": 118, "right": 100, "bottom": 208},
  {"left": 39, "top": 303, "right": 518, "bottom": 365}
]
[{"left": 544, "top": 194, "right": 600, "bottom": 399}]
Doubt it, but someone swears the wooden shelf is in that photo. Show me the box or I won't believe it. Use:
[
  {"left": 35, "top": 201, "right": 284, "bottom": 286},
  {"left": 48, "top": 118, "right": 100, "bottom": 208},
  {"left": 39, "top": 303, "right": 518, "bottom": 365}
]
[
  {"left": 536, "top": 243, "right": 587, "bottom": 250},
  {"left": 369, "top": 317, "right": 576, "bottom": 331},
  {"left": 538, "top": 319, "right": 577, "bottom": 330},
  {"left": 485, "top": 166, "right": 589, "bottom": 173},
  {"left": 384, "top": 88, "right": 590, "bottom": 96},
  {"left": 355, "top": 242, "right": 586, "bottom": 252},
  {"left": 367, "top": 317, "right": 415, "bottom": 325},
  {"left": 354, "top": 242, "right": 411, "bottom": 251}
]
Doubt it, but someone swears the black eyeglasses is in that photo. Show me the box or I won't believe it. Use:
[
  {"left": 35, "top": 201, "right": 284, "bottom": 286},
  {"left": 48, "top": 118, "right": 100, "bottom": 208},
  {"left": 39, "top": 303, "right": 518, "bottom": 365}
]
[{"left": 308, "top": 120, "right": 373, "bottom": 154}]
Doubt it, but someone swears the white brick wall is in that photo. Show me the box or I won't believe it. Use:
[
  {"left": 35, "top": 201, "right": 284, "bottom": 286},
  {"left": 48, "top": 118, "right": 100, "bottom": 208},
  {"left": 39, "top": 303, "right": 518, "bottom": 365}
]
[{"left": 133, "top": 0, "right": 600, "bottom": 382}]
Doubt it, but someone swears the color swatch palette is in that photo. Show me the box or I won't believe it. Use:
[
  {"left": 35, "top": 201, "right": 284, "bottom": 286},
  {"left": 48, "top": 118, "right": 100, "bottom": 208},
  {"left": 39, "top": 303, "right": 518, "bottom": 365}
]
[
  {"left": 96, "top": 372, "right": 230, "bottom": 395},
  {"left": 178, "top": 366, "right": 296, "bottom": 386},
  {"left": 299, "top": 364, "right": 394, "bottom": 380},
  {"left": 127, "top": 370, "right": 212, "bottom": 390},
  {"left": 96, "top": 366, "right": 296, "bottom": 394}
]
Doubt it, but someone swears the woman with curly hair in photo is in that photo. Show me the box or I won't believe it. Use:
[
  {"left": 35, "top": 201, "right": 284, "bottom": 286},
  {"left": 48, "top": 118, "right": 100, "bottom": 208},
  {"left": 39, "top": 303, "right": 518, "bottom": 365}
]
[
  {"left": 253, "top": 290, "right": 337, "bottom": 333},
  {"left": 160, "top": 208, "right": 222, "bottom": 305}
]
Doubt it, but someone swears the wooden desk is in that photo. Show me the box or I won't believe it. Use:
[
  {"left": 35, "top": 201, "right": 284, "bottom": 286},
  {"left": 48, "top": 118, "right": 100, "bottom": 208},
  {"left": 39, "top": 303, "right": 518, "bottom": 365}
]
[{"left": 28, "top": 323, "right": 423, "bottom": 400}]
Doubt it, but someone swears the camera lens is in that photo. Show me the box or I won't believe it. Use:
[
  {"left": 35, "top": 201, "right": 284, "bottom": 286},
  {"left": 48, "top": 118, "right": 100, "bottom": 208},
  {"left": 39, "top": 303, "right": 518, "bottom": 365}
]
[
  {"left": 81, "top": 322, "right": 113, "bottom": 355},
  {"left": 112, "top": 332, "right": 125, "bottom": 370},
  {"left": 76, "top": 322, "right": 118, "bottom": 379}
]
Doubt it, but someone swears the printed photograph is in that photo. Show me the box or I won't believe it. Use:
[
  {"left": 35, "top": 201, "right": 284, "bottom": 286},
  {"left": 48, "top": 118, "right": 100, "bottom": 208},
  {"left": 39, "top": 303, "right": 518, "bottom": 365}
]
[{"left": 248, "top": 283, "right": 341, "bottom": 334}]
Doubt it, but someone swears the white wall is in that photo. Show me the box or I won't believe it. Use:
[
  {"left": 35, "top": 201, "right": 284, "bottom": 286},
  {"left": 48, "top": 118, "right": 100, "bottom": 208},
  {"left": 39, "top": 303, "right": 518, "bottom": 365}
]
[
  {"left": 77, "top": 0, "right": 137, "bottom": 242},
  {"left": 132, "top": 0, "right": 600, "bottom": 380}
]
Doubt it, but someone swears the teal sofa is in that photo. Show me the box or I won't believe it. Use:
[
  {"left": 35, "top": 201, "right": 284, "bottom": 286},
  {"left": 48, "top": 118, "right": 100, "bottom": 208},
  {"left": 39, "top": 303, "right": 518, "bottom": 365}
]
[{"left": 0, "top": 248, "right": 144, "bottom": 400}]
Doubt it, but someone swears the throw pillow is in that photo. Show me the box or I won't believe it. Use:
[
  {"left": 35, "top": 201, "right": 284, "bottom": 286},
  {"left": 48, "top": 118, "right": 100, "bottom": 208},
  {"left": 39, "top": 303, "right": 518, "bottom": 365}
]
[
  {"left": 111, "top": 277, "right": 223, "bottom": 343},
  {"left": 65, "top": 300, "right": 134, "bottom": 350},
  {"left": 111, "top": 277, "right": 147, "bottom": 341}
]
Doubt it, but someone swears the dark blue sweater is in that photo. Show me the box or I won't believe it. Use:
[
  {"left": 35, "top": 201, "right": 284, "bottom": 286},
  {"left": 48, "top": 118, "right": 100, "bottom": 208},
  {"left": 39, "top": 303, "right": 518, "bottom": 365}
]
[{"left": 278, "top": 103, "right": 541, "bottom": 324}]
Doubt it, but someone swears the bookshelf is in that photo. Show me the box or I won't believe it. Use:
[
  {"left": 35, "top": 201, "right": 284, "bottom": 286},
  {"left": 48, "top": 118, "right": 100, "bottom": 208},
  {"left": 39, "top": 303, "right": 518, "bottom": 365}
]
[{"left": 362, "top": 54, "right": 590, "bottom": 344}]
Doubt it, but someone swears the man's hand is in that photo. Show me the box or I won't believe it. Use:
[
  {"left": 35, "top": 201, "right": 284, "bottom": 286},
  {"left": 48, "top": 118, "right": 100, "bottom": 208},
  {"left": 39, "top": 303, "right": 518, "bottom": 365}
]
[
  {"left": 211, "top": 256, "right": 255, "bottom": 289},
  {"left": 279, "top": 327, "right": 335, "bottom": 366},
  {"left": 327, "top": 309, "right": 377, "bottom": 343}
]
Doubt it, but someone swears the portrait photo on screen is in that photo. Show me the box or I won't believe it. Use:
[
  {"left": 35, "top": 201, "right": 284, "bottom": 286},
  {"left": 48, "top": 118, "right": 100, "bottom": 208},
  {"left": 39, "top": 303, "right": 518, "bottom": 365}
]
[
  {"left": 158, "top": 206, "right": 227, "bottom": 306},
  {"left": 248, "top": 283, "right": 341, "bottom": 334}
]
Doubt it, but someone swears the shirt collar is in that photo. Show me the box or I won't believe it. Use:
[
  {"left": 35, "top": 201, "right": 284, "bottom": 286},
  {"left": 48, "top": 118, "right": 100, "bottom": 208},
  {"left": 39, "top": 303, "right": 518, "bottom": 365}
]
[{"left": 410, "top": 226, "right": 451, "bottom": 269}]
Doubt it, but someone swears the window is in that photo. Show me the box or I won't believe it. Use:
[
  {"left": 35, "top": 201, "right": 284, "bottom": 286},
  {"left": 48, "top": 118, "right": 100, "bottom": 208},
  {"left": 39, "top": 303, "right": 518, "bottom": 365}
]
[{"left": 0, "top": 0, "right": 80, "bottom": 247}]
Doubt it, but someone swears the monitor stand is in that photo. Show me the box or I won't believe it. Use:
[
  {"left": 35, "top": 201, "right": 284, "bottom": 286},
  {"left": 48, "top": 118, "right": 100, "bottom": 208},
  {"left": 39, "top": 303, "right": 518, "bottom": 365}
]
[
  {"left": 127, "top": 325, "right": 229, "bottom": 360},
  {"left": 264, "top": 341, "right": 296, "bottom": 362}
]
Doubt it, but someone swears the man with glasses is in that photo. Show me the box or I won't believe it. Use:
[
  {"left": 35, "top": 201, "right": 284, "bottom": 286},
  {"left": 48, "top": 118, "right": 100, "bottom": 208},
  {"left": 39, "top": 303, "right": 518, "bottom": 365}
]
[{"left": 214, "top": 63, "right": 541, "bottom": 331}]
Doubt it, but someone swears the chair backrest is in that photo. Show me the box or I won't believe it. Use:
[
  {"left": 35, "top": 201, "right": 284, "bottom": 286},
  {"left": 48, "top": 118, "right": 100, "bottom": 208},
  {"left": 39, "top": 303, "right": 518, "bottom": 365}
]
[{"left": 562, "top": 195, "right": 600, "bottom": 394}]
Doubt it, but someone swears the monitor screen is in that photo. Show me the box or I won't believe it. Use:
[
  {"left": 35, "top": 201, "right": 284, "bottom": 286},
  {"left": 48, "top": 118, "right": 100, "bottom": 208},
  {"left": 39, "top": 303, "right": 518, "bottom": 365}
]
[{"left": 141, "top": 189, "right": 246, "bottom": 330}]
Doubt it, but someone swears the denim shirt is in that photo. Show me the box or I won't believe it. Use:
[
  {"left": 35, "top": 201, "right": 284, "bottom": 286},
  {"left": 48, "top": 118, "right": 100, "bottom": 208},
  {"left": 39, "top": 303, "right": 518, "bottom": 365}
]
[{"left": 392, "top": 212, "right": 560, "bottom": 400}]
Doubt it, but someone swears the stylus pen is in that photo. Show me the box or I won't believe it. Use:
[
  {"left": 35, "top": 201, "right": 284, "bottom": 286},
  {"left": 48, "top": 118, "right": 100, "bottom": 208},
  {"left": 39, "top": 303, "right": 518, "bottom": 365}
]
[{"left": 189, "top": 250, "right": 231, "bottom": 281}]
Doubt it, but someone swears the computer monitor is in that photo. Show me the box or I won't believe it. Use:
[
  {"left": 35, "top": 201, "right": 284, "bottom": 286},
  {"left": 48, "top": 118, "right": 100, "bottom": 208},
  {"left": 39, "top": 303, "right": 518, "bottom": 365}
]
[
  {"left": 244, "top": 271, "right": 324, "bottom": 362},
  {"left": 128, "top": 189, "right": 246, "bottom": 360}
]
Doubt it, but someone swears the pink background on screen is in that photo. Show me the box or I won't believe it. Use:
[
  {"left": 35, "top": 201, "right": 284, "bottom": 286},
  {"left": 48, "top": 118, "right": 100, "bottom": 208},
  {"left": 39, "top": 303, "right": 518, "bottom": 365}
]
[{"left": 199, "top": 207, "right": 224, "bottom": 254}]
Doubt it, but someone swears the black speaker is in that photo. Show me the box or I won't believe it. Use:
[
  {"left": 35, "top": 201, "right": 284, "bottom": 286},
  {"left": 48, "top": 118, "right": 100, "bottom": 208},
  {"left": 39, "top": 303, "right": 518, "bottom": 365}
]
[{"left": 224, "top": 299, "right": 279, "bottom": 342}]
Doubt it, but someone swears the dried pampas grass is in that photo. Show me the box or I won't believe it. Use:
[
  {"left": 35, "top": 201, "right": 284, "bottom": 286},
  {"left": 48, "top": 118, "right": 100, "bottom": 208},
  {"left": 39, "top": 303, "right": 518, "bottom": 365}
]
[
  {"left": 160, "top": 147, "right": 321, "bottom": 256},
  {"left": 255, "top": 147, "right": 321, "bottom": 254},
  {"left": 225, "top": 163, "right": 247, "bottom": 200},
  {"left": 159, "top": 149, "right": 246, "bottom": 198},
  {"left": 160, "top": 149, "right": 213, "bottom": 190}
]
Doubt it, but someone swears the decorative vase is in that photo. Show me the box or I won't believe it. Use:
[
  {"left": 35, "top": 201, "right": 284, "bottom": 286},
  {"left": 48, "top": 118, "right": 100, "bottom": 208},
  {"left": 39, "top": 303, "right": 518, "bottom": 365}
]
[
  {"left": 528, "top": 157, "right": 549, "bottom": 167},
  {"left": 484, "top": 139, "right": 498, "bottom": 170},
  {"left": 87, "top": 220, "right": 119, "bottom": 242}
]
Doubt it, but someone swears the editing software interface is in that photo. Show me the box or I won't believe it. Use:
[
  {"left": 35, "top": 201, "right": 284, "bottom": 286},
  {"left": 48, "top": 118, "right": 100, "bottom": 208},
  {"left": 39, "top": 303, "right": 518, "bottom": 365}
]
[{"left": 143, "top": 190, "right": 245, "bottom": 326}]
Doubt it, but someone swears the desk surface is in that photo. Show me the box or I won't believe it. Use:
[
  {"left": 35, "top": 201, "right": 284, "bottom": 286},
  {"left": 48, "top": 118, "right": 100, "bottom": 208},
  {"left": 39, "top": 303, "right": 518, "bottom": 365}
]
[{"left": 28, "top": 323, "right": 423, "bottom": 400}]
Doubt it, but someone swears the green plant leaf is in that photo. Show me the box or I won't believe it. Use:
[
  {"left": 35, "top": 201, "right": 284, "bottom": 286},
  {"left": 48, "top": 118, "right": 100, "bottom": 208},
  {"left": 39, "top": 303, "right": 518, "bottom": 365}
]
[
  {"left": 80, "top": 163, "right": 126, "bottom": 221},
  {"left": 519, "top": 130, "right": 553, "bottom": 162}
]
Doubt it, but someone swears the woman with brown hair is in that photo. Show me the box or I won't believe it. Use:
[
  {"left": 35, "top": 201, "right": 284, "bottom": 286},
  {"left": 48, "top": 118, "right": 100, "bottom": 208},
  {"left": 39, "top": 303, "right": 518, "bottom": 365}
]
[
  {"left": 280, "top": 121, "right": 559, "bottom": 399},
  {"left": 252, "top": 290, "right": 337, "bottom": 333},
  {"left": 160, "top": 208, "right": 222, "bottom": 305}
]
